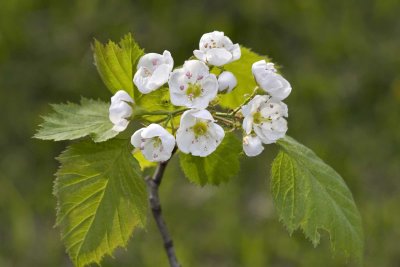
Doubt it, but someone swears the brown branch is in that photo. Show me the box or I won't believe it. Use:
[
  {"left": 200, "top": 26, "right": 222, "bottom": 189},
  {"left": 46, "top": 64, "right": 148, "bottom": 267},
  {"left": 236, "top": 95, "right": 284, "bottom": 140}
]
[{"left": 145, "top": 148, "right": 181, "bottom": 267}]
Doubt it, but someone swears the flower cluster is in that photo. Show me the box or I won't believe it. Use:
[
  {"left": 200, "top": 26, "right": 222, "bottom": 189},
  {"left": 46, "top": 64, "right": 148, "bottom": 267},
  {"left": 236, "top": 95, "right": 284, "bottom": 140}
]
[{"left": 109, "top": 31, "right": 292, "bottom": 162}]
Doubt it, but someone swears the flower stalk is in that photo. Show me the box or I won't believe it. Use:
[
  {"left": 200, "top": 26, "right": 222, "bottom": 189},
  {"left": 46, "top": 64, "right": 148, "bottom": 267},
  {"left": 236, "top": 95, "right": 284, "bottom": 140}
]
[{"left": 145, "top": 148, "right": 181, "bottom": 267}]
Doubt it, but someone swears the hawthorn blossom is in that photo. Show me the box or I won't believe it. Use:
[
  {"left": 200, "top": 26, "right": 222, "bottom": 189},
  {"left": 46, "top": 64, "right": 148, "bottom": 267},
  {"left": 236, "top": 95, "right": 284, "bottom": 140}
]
[
  {"left": 218, "top": 71, "right": 237, "bottom": 93},
  {"left": 176, "top": 109, "right": 224, "bottom": 157},
  {"left": 252, "top": 60, "right": 292, "bottom": 100},
  {"left": 133, "top": 50, "right": 174, "bottom": 94},
  {"left": 194, "top": 31, "right": 241, "bottom": 66},
  {"left": 242, "top": 95, "right": 288, "bottom": 144},
  {"left": 109, "top": 90, "right": 134, "bottom": 132},
  {"left": 131, "top": 124, "right": 175, "bottom": 162},
  {"left": 169, "top": 60, "right": 218, "bottom": 109},
  {"left": 243, "top": 135, "right": 264, "bottom": 157}
]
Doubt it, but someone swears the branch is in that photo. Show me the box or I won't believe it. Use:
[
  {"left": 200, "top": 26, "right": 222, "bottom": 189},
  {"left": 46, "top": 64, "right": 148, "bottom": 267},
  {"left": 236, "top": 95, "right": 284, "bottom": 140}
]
[{"left": 145, "top": 148, "right": 181, "bottom": 267}]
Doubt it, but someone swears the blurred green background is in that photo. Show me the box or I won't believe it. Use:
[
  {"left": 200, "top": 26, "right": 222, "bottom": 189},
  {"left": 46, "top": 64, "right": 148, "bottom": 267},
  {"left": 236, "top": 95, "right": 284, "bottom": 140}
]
[{"left": 1, "top": 0, "right": 400, "bottom": 266}]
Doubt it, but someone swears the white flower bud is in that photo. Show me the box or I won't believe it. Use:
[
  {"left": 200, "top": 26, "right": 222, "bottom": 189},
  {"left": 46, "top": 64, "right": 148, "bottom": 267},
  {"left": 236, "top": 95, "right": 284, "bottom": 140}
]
[
  {"left": 252, "top": 60, "right": 292, "bottom": 100},
  {"left": 109, "top": 90, "right": 134, "bottom": 132},
  {"left": 218, "top": 71, "right": 237, "bottom": 93},
  {"left": 243, "top": 135, "right": 264, "bottom": 157},
  {"left": 133, "top": 50, "right": 174, "bottom": 94}
]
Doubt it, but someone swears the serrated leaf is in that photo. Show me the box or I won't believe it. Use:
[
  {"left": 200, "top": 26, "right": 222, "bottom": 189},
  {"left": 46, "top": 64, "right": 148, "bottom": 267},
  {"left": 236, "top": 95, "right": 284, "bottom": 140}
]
[
  {"left": 271, "top": 136, "right": 363, "bottom": 262},
  {"left": 34, "top": 98, "right": 118, "bottom": 142},
  {"left": 93, "top": 33, "right": 144, "bottom": 98},
  {"left": 179, "top": 133, "right": 242, "bottom": 186},
  {"left": 54, "top": 139, "right": 148, "bottom": 267},
  {"left": 217, "top": 47, "right": 270, "bottom": 109}
]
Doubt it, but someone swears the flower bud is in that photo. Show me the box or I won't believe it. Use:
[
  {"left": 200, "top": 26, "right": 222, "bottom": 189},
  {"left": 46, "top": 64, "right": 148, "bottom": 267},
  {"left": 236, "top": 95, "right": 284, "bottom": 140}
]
[
  {"left": 243, "top": 135, "right": 264, "bottom": 157},
  {"left": 252, "top": 60, "right": 291, "bottom": 100},
  {"left": 109, "top": 90, "right": 134, "bottom": 132},
  {"left": 218, "top": 71, "right": 237, "bottom": 93}
]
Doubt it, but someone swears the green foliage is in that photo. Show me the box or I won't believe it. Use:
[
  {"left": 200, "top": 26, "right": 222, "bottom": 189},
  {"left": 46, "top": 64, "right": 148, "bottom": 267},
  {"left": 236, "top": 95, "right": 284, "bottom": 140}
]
[
  {"left": 179, "top": 133, "right": 242, "bottom": 186},
  {"left": 271, "top": 136, "right": 363, "bottom": 262},
  {"left": 93, "top": 33, "right": 144, "bottom": 98},
  {"left": 218, "top": 47, "right": 270, "bottom": 109},
  {"left": 54, "top": 139, "right": 148, "bottom": 267},
  {"left": 34, "top": 98, "right": 118, "bottom": 143},
  {"left": 136, "top": 87, "right": 179, "bottom": 113}
]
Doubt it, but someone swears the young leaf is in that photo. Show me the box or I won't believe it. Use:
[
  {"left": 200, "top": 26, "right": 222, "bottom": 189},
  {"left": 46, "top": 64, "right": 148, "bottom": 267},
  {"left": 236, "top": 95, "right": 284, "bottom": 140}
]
[
  {"left": 136, "top": 86, "right": 178, "bottom": 113},
  {"left": 54, "top": 139, "right": 148, "bottom": 267},
  {"left": 179, "top": 133, "right": 242, "bottom": 186},
  {"left": 217, "top": 47, "right": 270, "bottom": 109},
  {"left": 93, "top": 33, "right": 144, "bottom": 98},
  {"left": 271, "top": 136, "right": 363, "bottom": 261},
  {"left": 34, "top": 98, "right": 117, "bottom": 142},
  {"left": 135, "top": 86, "right": 183, "bottom": 125}
]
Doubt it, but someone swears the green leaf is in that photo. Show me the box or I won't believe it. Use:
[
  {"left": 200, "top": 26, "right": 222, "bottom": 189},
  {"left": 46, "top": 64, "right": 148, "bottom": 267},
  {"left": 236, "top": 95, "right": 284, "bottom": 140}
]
[
  {"left": 54, "top": 139, "right": 148, "bottom": 267},
  {"left": 135, "top": 86, "right": 182, "bottom": 123},
  {"left": 93, "top": 33, "right": 144, "bottom": 98},
  {"left": 271, "top": 136, "right": 363, "bottom": 261},
  {"left": 217, "top": 47, "right": 270, "bottom": 109},
  {"left": 179, "top": 133, "right": 242, "bottom": 186},
  {"left": 34, "top": 98, "right": 118, "bottom": 143},
  {"left": 136, "top": 86, "right": 177, "bottom": 113}
]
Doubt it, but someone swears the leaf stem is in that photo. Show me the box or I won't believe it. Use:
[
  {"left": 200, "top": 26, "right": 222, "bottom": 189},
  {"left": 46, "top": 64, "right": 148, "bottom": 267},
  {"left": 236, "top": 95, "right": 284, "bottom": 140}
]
[
  {"left": 214, "top": 115, "right": 235, "bottom": 126},
  {"left": 140, "top": 108, "right": 188, "bottom": 117},
  {"left": 229, "top": 86, "right": 259, "bottom": 115},
  {"left": 145, "top": 148, "right": 181, "bottom": 267}
]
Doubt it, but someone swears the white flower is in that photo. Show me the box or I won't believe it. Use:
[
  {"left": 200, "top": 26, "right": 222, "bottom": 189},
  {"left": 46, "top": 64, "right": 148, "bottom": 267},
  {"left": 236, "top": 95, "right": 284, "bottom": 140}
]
[
  {"left": 133, "top": 50, "right": 174, "bottom": 94},
  {"left": 176, "top": 109, "right": 225, "bottom": 157},
  {"left": 242, "top": 95, "right": 288, "bottom": 144},
  {"left": 252, "top": 60, "right": 292, "bottom": 100},
  {"left": 169, "top": 60, "right": 218, "bottom": 109},
  {"left": 109, "top": 90, "right": 134, "bottom": 132},
  {"left": 193, "top": 31, "right": 241, "bottom": 66},
  {"left": 131, "top": 124, "right": 175, "bottom": 162},
  {"left": 243, "top": 135, "right": 264, "bottom": 157},
  {"left": 218, "top": 71, "right": 237, "bottom": 93}
]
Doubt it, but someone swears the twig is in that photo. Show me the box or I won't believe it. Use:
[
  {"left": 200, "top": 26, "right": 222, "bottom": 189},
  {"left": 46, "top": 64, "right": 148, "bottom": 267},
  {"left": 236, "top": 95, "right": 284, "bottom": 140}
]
[
  {"left": 145, "top": 148, "right": 181, "bottom": 267},
  {"left": 229, "top": 86, "right": 260, "bottom": 115}
]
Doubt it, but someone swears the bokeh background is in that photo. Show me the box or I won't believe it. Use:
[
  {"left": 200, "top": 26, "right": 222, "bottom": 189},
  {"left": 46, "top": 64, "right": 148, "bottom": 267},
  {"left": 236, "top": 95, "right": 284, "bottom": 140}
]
[{"left": 1, "top": 0, "right": 400, "bottom": 266}]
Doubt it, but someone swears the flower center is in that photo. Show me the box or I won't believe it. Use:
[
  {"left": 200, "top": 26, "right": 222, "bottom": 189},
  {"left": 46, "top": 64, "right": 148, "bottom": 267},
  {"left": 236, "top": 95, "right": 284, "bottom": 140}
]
[
  {"left": 186, "top": 83, "right": 202, "bottom": 99},
  {"left": 152, "top": 137, "right": 162, "bottom": 148},
  {"left": 143, "top": 67, "right": 152, "bottom": 77},
  {"left": 253, "top": 112, "right": 263, "bottom": 124},
  {"left": 253, "top": 112, "right": 272, "bottom": 124},
  {"left": 192, "top": 121, "right": 208, "bottom": 137}
]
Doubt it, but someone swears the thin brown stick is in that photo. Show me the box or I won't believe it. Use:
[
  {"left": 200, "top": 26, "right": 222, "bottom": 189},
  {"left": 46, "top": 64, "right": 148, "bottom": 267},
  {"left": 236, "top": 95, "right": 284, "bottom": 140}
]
[{"left": 145, "top": 148, "right": 181, "bottom": 267}]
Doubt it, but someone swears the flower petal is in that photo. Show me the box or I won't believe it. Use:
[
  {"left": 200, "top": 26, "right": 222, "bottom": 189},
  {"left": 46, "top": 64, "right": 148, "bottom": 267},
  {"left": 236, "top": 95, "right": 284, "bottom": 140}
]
[
  {"left": 141, "top": 123, "right": 168, "bottom": 139},
  {"left": 206, "top": 48, "right": 233, "bottom": 66},
  {"left": 111, "top": 90, "right": 134, "bottom": 104},
  {"left": 242, "top": 116, "right": 253, "bottom": 134},
  {"left": 176, "top": 129, "right": 195, "bottom": 154},
  {"left": 112, "top": 119, "right": 129, "bottom": 132},
  {"left": 218, "top": 71, "right": 237, "bottom": 92},
  {"left": 243, "top": 135, "right": 264, "bottom": 157},
  {"left": 131, "top": 128, "right": 144, "bottom": 148},
  {"left": 191, "top": 109, "right": 215, "bottom": 121},
  {"left": 109, "top": 101, "right": 132, "bottom": 123}
]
